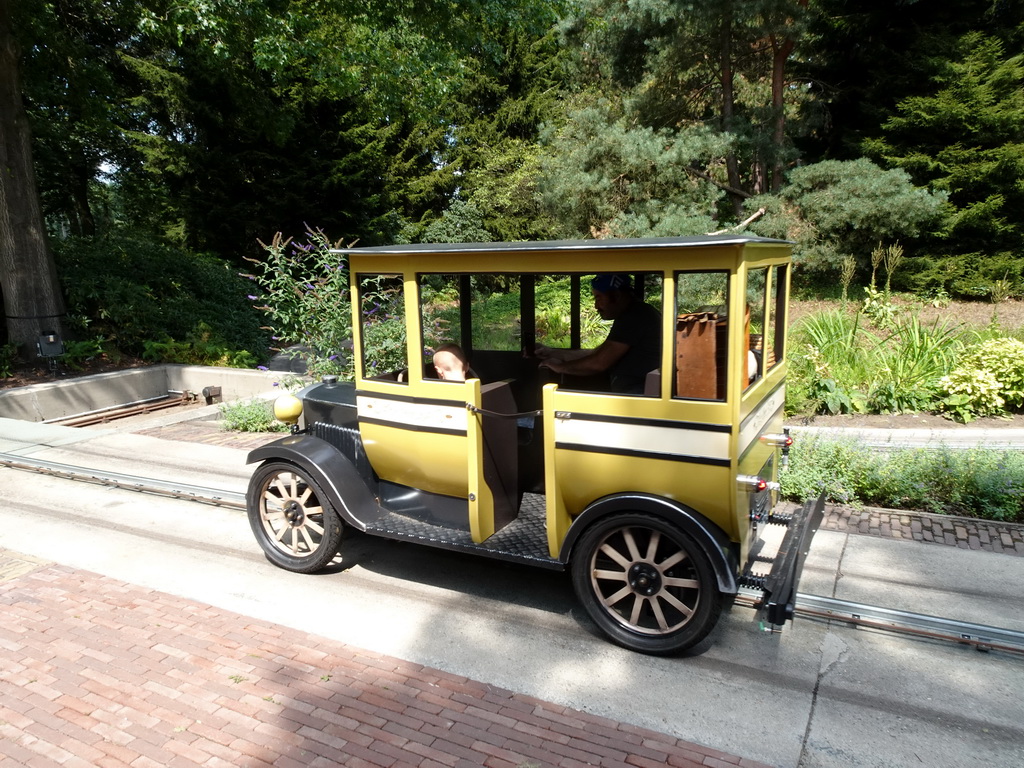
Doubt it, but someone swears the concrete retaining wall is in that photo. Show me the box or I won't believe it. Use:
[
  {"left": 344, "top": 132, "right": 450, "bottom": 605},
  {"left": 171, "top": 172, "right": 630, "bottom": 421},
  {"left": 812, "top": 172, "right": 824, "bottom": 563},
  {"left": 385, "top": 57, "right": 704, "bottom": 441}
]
[{"left": 0, "top": 365, "right": 293, "bottom": 422}]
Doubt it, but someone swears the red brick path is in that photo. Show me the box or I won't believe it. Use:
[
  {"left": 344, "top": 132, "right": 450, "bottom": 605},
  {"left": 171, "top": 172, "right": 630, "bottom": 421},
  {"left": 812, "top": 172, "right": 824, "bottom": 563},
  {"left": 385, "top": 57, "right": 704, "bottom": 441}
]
[{"left": 0, "top": 553, "right": 771, "bottom": 768}]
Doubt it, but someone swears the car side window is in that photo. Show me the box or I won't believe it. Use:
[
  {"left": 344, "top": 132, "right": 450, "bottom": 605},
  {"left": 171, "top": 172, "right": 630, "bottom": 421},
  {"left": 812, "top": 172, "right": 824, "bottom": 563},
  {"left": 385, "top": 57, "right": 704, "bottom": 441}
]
[
  {"left": 358, "top": 274, "right": 408, "bottom": 382},
  {"left": 471, "top": 274, "right": 521, "bottom": 352},
  {"left": 419, "top": 273, "right": 463, "bottom": 354},
  {"left": 766, "top": 264, "right": 786, "bottom": 371},
  {"left": 674, "top": 271, "right": 729, "bottom": 401},
  {"left": 745, "top": 267, "right": 767, "bottom": 390}
]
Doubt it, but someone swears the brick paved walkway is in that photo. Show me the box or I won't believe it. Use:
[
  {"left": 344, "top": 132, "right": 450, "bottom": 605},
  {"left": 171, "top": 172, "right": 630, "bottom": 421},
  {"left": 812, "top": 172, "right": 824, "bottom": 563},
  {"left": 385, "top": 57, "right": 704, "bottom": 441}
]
[
  {"left": 0, "top": 551, "right": 769, "bottom": 768},
  {"left": 818, "top": 505, "right": 1024, "bottom": 556},
  {"left": 134, "top": 416, "right": 284, "bottom": 452}
]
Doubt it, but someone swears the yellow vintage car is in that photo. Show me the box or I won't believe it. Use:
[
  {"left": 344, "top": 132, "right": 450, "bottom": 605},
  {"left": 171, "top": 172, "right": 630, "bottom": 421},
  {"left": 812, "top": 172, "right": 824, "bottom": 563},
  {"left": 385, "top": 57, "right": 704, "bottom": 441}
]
[{"left": 246, "top": 235, "right": 823, "bottom": 655}]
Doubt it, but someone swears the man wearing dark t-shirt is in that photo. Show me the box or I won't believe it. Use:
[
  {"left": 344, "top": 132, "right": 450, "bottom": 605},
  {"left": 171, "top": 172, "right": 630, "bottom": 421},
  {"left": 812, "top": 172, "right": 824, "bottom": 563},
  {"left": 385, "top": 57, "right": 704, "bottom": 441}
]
[{"left": 537, "top": 273, "right": 662, "bottom": 394}]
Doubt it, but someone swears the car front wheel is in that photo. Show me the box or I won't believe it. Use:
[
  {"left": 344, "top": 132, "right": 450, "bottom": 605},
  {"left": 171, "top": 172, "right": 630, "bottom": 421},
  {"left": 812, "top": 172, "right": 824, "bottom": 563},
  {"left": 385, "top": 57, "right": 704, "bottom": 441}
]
[{"left": 247, "top": 462, "right": 344, "bottom": 573}]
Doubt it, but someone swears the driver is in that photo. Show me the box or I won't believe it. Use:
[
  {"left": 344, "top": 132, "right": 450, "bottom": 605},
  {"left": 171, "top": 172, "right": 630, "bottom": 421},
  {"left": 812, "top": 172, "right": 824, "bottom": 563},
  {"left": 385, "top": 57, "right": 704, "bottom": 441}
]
[{"left": 537, "top": 273, "right": 661, "bottom": 394}]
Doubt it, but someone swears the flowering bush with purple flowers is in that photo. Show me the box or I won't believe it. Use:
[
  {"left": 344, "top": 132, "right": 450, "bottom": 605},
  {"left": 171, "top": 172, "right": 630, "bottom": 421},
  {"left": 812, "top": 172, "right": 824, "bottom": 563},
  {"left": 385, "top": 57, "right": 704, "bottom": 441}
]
[{"left": 245, "top": 228, "right": 353, "bottom": 379}]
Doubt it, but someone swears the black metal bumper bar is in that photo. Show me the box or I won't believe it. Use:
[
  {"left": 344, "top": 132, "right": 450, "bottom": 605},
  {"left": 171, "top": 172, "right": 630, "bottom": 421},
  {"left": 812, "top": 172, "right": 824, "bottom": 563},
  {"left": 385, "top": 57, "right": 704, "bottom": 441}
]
[{"left": 761, "top": 493, "right": 826, "bottom": 626}]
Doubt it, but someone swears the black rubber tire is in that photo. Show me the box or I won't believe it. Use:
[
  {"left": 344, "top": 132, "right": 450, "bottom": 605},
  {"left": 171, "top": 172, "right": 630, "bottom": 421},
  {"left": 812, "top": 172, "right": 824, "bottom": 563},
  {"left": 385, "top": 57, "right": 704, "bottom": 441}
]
[
  {"left": 247, "top": 461, "right": 344, "bottom": 573},
  {"left": 571, "top": 513, "right": 722, "bottom": 655}
]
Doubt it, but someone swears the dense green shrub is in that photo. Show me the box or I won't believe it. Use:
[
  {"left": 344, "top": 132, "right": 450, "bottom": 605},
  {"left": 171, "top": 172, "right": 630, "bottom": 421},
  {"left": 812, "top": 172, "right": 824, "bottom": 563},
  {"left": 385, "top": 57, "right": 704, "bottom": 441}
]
[
  {"left": 896, "top": 253, "right": 1024, "bottom": 301},
  {"left": 782, "top": 435, "right": 1024, "bottom": 523},
  {"left": 55, "top": 232, "right": 269, "bottom": 364},
  {"left": 787, "top": 307, "right": 969, "bottom": 416}
]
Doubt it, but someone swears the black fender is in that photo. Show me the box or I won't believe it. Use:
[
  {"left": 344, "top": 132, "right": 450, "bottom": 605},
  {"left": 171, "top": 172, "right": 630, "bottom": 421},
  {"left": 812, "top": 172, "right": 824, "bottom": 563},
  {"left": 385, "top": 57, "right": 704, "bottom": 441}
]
[
  {"left": 558, "top": 493, "right": 740, "bottom": 595},
  {"left": 246, "top": 434, "right": 379, "bottom": 531}
]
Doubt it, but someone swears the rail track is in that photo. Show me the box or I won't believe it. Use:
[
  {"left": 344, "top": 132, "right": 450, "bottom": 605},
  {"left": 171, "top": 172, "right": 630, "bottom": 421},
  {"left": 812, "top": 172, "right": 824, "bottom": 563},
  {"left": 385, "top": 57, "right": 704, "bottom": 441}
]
[
  {"left": 3, "top": 450, "right": 1023, "bottom": 657},
  {"left": 47, "top": 393, "right": 200, "bottom": 427}
]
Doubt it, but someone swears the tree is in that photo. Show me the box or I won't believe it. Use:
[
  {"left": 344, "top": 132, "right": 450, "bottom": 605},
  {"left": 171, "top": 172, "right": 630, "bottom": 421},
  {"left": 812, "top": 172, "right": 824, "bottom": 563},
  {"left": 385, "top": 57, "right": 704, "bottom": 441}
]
[
  {"left": 422, "top": 200, "right": 493, "bottom": 243},
  {"left": 799, "top": 0, "right": 1023, "bottom": 160},
  {"left": 447, "top": 26, "right": 568, "bottom": 242},
  {"left": 0, "top": 0, "right": 65, "bottom": 353},
  {"left": 747, "top": 158, "right": 946, "bottom": 274},
  {"left": 538, "top": 102, "right": 729, "bottom": 238},
  {"left": 562, "top": 0, "right": 814, "bottom": 213},
  {"left": 865, "top": 33, "right": 1024, "bottom": 259},
  {"left": 18, "top": 0, "right": 565, "bottom": 257}
]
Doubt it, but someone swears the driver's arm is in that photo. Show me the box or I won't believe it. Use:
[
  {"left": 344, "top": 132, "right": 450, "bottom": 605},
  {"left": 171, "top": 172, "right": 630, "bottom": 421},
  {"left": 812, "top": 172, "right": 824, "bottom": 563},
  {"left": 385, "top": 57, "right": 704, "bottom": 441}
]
[{"left": 540, "top": 339, "right": 628, "bottom": 376}]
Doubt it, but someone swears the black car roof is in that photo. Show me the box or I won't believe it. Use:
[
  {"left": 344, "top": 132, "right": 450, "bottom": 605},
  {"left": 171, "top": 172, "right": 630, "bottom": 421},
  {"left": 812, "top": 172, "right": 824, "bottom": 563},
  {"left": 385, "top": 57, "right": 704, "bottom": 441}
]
[{"left": 331, "top": 234, "right": 790, "bottom": 256}]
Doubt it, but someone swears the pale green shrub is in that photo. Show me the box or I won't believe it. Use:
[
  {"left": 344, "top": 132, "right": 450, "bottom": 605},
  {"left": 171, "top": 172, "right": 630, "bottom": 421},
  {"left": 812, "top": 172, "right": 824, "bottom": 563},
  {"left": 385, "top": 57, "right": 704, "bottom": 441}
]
[{"left": 939, "top": 337, "right": 1024, "bottom": 421}]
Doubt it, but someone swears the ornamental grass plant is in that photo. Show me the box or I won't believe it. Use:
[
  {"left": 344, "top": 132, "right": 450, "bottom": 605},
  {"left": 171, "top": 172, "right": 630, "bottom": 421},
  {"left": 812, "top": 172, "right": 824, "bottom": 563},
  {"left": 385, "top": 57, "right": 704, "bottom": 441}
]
[{"left": 785, "top": 293, "right": 1024, "bottom": 421}]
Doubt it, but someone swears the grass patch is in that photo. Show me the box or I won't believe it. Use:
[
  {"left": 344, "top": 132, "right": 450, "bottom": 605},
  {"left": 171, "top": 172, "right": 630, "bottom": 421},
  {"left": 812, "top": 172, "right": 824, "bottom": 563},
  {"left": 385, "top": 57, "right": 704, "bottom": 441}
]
[{"left": 782, "top": 435, "right": 1024, "bottom": 523}]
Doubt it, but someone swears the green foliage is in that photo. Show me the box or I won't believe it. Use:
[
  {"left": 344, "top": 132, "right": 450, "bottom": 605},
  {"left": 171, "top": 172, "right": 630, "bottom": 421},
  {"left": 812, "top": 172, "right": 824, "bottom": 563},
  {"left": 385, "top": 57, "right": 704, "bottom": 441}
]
[
  {"left": 360, "top": 281, "right": 410, "bottom": 375},
  {"left": 860, "top": 286, "right": 898, "bottom": 330},
  {"left": 219, "top": 398, "right": 288, "bottom": 433},
  {"left": 55, "top": 232, "right": 268, "bottom": 364},
  {"left": 788, "top": 307, "right": 970, "bottom": 416},
  {"left": 939, "top": 338, "right": 1024, "bottom": 422},
  {"left": 962, "top": 339, "right": 1024, "bottom": 408},
  {"left": 0, "top": 343, "right": 19, "bottom": 378},
  {"left": 867, "top": 315, "right": 965, "bottom": 413},
  {"left": 141, "top": 324, "right": 259, "bottom": 368},
  {"left": 938, "top": 368, "right": 1006, "bottom": 424},
  {"left": 451, "top": 27, "right": 568, "bottom": 242},
  {"left": 20, "top": 0, "right": 569, "bottom": 260},
  {"left": 246, "top": 229, "right": 351, "bottom": 380},
  {"left": 748, "top": 159, "right": 946, "bottom": 275},
  {"left": 563, "top": 0, "right": 814, "bottom": 197},
  {"left": 898, "top": 252, "right": 1024, "bottom": 301},
  {"left": 539, "top": 102, "right": 727, "bottom": 238},
  {"left": 421, "top": 200, "right": 493, "bottom": 244},
  {"left": 866, "top": 33, "right": 1024, "bottom": 260},
  {"left": 788, "top": 310, "right": 869, "bottom": 414},
  {"left": 61, "top": 337, "right": 110, "bottom": 371},
  {"left": 779, "top": 435, "right": 868, "bottom": 505},
  {"left": 534, "top": 277, "right": 607, "bottom": 348},
  {"left": 782, "top": 436, "right": 1024, "bottom": 523},
  {"left": 16, "top": 0, "right": 1024, "bottom": 322}
]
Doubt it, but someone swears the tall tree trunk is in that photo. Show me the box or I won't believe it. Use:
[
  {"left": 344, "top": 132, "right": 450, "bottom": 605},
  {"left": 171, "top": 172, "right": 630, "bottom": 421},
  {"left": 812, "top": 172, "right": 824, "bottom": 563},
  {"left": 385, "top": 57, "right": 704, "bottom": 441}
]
[
  {"left": 69, "top": 156, "right": 97, "bottom": 236},
  {"left": 769, "top": 1, "right": 806, "bottom": 192},
  {"left": 770, "top": 35, "right": 796, "bottom": 193},
  {"left": 0, "top": 0, "right": 65, "bottom": 355},
  {"left": 720, "top": 5, "right": 744, "bottom": 218}
]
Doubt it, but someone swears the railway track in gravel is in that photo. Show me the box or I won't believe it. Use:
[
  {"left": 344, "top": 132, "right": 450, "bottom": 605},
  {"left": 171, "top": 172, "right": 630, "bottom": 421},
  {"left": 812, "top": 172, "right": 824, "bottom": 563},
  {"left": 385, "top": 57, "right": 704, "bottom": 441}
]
[{"left": 3, "top": 450, "right": 1024, "bottom": 657}]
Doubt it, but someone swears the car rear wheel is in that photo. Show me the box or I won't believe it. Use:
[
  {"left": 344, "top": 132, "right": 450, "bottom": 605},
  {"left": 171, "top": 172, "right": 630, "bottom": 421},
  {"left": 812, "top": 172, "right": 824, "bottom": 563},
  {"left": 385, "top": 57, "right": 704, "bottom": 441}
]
[
  {"left": 571, "top": 513, "right": 721, "bottom": 655},
  {"left": 247, "top": 462, "right": 344, "bottom": 573}
]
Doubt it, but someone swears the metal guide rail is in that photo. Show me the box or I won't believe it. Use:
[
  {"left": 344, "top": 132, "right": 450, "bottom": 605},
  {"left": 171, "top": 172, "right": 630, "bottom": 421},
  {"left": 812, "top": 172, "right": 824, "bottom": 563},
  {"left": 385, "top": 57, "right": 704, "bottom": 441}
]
[
  {"left": 0, "top": 452, "right": 246, "bottom": 509},
  {"left": 4, "top": 450, "right": 1023, "bottom": 656},
  {"left": 735, "top": 588, "right": 1024, "bottom": 657}
]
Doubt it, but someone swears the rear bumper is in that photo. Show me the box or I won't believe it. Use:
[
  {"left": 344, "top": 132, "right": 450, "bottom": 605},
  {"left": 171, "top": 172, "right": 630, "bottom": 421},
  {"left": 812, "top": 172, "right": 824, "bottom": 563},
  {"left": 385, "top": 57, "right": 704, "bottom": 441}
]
[{"left": 761, "top": 494, "right": 826, "bottom": 626}]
